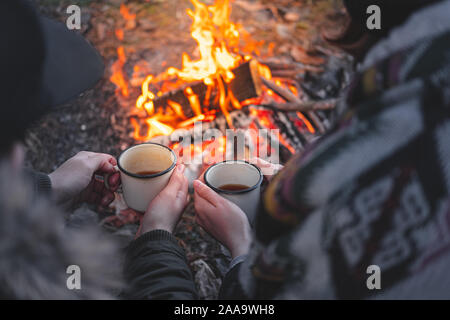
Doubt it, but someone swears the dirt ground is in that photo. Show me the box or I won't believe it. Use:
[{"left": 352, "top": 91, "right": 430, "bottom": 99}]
[{"left": 27, "top": 0, "right": 350, "bottom": 299}]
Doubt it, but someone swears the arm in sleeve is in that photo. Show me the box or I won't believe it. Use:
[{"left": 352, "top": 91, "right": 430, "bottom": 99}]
[
  {"left": 219, "top": 256, "right": 248, "bottom": 300},
  {"left": 123, "top": 229, "right": 198, "bottom": 300},
  {"left": 24, "top": 169, "right": 52, "bottom": 196}
]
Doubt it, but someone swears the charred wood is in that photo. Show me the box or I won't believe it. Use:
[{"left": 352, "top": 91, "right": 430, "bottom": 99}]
[
  {"left": 261, "top": 77, "right": 327, "bottom": 134},
  {"left": 150, "top": 60, "right": 262, "bottom": 118}
]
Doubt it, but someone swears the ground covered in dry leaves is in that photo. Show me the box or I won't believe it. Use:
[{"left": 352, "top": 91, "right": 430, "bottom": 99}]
[{"left": 27, "top": 0, "right": 351, "bottom": 299}]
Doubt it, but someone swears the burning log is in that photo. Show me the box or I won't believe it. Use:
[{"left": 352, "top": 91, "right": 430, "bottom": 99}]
[
  {"left": 152, "top": 81, "right": 207, "bottom": 119},
  {"left": 228, "top": 59, "right": 262, "bottom": 101},
  {"left": 261, "top": 77, "right": 327, "bottom": 134},
  {"left": 258, "top": 60, "right": 324, "bottom": 78},
  {"left": 151, "top": 60, "right": 262, "bottom": 118},
  {"left": 148, "top": 107, "right": 297, "bottom": 164}
]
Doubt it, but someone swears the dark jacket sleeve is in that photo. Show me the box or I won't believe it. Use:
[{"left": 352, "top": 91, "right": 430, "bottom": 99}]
[
  {"left": 123, "top": 229, "right": 198, "bottom": 300},
  {"left": 219, "top": 262, "right": 249, "bottom": 299},
  {"left": 24, "top": 169, "right": 52, "bottom": 196}
]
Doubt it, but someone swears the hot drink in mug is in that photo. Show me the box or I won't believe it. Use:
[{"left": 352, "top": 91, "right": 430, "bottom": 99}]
[
  {"left": 117, "top": 143, "right": 177, "bottom": 212},
  {"left": 204, "top": 160, "right": 263, "bottom": 224}
]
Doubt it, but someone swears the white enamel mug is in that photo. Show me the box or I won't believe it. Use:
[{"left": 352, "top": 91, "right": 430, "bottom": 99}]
[
  {"left": 204, "top": 160, "right": 263, "bottom": 224},
  {"left": 117, "top": 143, "right": 177, "bottom": 212}
]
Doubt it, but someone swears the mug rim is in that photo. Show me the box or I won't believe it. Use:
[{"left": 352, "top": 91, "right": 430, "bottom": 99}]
[
  {"left": 117, "top": 142, "right": 177, "bottom": 179},
  {"left": 204, "top": 160, "right": 263, "bottom": 195}
]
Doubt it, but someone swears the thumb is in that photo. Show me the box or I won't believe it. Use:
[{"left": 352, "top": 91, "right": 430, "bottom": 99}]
[{"left": 193, "top": 180, "right": 221, "bottom": 206}]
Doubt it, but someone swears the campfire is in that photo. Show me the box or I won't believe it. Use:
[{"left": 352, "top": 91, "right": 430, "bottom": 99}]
[
  {"left": 26, "top": 0, "right": 350, "bottom": 300},
  {"left": 109, "top": 0, "right": 337, "bottom": 165}
]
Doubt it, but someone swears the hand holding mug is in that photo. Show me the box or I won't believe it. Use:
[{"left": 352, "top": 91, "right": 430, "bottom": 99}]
[
  {"left": 202, "top": 160, "right": 263, "bottom": 223},
  {"left": 193, "top": 159, "right": 280, "bottom": 257},
  {"left": 194, "top": 179, "right": 251, "bottom": 258},
  {"left": 137, "top": 164, "right": 189, "bottom": 236},
  {"left": 49, "top": 151, "right": 120, "bottom": 209}
]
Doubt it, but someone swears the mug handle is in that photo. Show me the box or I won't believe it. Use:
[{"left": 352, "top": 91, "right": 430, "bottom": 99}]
[{"left": 95, "top": 165, "right": 122, "bottom": 193}]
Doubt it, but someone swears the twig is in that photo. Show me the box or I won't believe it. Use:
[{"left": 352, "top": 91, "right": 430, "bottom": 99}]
[
  {"left": 258, "top": 60, "right": 324, "bottom": 73},
  {"left": 261, "top": 77, "right": 326, "bottom": 134},
  {"left": 265, "top": 99, "right": 337, "bottom": 113},
  {"left": 271, "top": 70, "right": 305, "bottom": 78}
]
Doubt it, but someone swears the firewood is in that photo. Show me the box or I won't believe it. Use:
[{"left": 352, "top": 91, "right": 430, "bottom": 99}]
[
  {"left": 152, "top": 81, "right": 206, "bottom": 119},
  {"left": 267, "top": 99, "right": 337, "bottom": 113},
  {"left": 271, "top": 70, "right": 305, "bottom": 79},
  {"left": 261, "top": 77, "right": 326, "bottom": 134},
  {"left": 228, "top": 59, "right": 262, "bottom": 101},
  {"left": 150, "top": 60, "right": 262, "bottom": 118},
  {"left": 258, "top": 60, "right": 324, "bottom": 74}
]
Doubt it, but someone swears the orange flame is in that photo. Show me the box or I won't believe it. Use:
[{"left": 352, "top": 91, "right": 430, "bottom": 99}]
[
  {"left": 110, "top": 46, "right": 129, "bottom": 97},
  {"left": 168, "top": 0, "right": 240, "bottom": 84},
  {"left": 120, "top": 3, "right": 136, "bottom": 21},
  {"left": 111, "top": 0, "right": 303, "bottom": 151},
  {"left": 115, "top": 29, "right": 124, "bottom": 41},
  {"left": 129, "top": 0, "right": 247, "bottom": 140},
  {"left": 185, "top": 87, "right": 202, "bottom": 116},
  {"left": 296, "top": 112, "right": 315, "bottom": 134}
]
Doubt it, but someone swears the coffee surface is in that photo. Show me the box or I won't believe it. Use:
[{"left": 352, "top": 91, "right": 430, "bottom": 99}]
[
  {"left": 218, "top": 184, "right": 250, "bottom": 191},
  {"left": 135, "top": 170, "right": 161, "bottom": 176}
]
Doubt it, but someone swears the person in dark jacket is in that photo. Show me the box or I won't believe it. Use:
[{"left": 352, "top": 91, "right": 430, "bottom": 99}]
[
  {"left": 0, "top": 0, "right": 196, "bottom": 299},
  {"left": 194, "top": 0, "right": 450, "bottom": 299}
]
